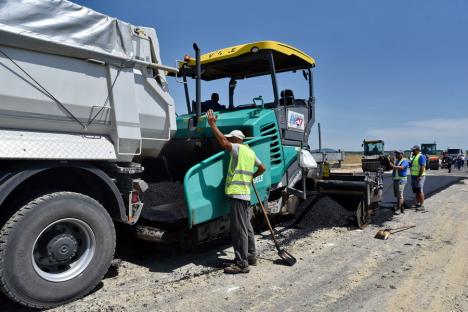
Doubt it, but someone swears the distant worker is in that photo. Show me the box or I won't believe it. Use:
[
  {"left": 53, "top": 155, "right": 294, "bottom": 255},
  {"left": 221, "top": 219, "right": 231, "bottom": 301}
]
[
  {"left": 389, "top": 150, "right": 409, "bottom": 214},
  {"left": 442, "top": 152, "right": 452, "bottom": 173},
  {"left": 456, "top": 154, "right": 463, "bottom": 170},
  {"left": 201, "top": 93, "right": 226, "bottom": 112},
  {"left": 409, "top": 145, "right": 426, "bottom": 211},
  {"left": 206, "top": 109, "right": 266, "bottom": 274}
]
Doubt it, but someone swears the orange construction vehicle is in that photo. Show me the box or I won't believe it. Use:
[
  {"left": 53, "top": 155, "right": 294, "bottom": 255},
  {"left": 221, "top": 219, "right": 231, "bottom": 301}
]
[{"left": 421, "top": 143, "right": 440, "bottom": 170}]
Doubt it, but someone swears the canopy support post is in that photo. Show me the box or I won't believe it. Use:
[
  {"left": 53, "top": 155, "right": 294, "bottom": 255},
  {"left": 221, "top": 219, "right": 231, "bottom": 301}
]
[{"left": 267, "top": 51, "right": 279, "bottom": 107}]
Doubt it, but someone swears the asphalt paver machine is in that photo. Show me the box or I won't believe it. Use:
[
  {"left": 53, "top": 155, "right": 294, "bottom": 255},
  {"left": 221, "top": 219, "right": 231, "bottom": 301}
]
[{"left": 152, "top": 43, "right": 385, "bottom": 237}]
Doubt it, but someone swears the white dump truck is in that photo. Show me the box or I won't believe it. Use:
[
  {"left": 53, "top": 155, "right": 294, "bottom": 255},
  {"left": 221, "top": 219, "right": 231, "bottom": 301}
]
[{"left": 0, "top": 0, "right": 179, "bottom": 307}]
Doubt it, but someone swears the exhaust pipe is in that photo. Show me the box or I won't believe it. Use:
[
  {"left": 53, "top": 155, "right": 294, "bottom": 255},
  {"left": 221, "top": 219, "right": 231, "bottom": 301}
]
[{"left": 193, "top": 43, "right": 201, "bottom": 126}]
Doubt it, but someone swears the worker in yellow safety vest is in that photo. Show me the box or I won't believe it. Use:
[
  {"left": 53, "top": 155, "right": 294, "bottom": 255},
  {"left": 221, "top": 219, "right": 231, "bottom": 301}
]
[
  {"left": 206, "top": 109, "right": 266, "bottom": 274},
  {"left": 409, "top": 145, "right": 427, "bottom": 211}
]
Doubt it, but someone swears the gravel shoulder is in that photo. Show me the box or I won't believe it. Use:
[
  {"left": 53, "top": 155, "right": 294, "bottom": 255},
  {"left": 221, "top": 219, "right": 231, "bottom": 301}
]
[{"left": 1, "top": 171, "right": 467, "bottom": 312}]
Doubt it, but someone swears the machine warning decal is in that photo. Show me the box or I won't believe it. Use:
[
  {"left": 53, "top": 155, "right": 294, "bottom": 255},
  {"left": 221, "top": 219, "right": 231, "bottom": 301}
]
[{"left": 287, "top": 110, "right": 305, "bottom": 131}]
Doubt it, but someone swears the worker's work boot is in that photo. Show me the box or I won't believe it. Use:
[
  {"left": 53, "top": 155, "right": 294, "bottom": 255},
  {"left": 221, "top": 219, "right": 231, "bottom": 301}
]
[
  {"left": 400, "top": 206, "right": 405, "bottom": 214},
  {"left": 224, "top": 264, "right": 249, "bottom": 274},
  {"left": 222, "top": 257, "right": 256, "bottom": 267},
  {"left": 247, "top": 256, "right": 257, "bottom": 266},
  {"left": 221, "top": 260, "right": 235, "bottom": 268}
]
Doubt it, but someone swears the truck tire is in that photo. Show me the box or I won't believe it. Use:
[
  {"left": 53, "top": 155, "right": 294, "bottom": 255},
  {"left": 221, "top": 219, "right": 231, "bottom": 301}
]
[{"left": 0, "top": 192, "right": 116, "bottom": 308}]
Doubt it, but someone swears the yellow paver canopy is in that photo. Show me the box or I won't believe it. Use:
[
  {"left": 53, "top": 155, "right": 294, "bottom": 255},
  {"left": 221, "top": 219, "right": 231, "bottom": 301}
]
[{"left": 177, "top": 41, "right": 315, "bottom": 81}]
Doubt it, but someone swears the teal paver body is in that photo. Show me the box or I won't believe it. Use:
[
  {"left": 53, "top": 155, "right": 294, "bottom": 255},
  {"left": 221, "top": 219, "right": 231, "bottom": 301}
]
[{"left": 177, "top": 108, "right": 298, "bottom": 227}]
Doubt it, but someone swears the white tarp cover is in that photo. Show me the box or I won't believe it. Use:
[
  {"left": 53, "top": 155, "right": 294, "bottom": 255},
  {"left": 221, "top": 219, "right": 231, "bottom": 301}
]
[{"left": 0, "top": 0, "right": 143, "bottom": 62}]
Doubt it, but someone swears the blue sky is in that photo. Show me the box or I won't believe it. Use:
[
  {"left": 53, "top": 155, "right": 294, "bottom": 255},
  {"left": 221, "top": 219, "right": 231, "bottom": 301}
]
[{"left": 75, "top": 0, "right": 468, "bottom": 151}]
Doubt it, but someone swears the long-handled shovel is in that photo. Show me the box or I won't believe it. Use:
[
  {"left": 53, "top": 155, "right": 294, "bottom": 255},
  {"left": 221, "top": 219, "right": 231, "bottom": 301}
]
[
  {"left": 251, "top": 182, "right": 297, "bottom": 266},
  {"left": 375, "top": 225, "right": 416, "bottom": 240}
]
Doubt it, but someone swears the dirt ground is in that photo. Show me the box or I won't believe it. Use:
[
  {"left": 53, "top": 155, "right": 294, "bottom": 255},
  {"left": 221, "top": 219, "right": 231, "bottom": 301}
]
[{"left": 1, "top": 170, "right": 467, "bottom": 312}]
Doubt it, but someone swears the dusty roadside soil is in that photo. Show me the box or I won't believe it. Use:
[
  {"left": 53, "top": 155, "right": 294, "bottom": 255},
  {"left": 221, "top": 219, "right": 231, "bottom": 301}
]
[{"left": 1, "top": 172, "right": 467, "bottom": 311}]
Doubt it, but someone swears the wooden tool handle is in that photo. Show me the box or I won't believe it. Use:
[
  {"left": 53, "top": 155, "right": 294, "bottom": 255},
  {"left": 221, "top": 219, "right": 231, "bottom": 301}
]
[
  {"left": 251, "top": 182, "right": 281, "bottom": 250},
  {"left": 389, "top": 225, "right": 416, "bottom": 234}
]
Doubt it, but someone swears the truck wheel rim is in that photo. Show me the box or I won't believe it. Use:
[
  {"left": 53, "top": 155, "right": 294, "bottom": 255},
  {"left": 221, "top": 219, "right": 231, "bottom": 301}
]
[{"left": 32, "top": 218, "right": 96, "bottom": 282}]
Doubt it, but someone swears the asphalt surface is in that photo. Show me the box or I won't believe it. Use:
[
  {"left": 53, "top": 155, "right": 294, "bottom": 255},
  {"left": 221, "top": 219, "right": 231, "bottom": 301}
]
[{"left": 381, "top": 170, "right": 465, "bottom": 205}]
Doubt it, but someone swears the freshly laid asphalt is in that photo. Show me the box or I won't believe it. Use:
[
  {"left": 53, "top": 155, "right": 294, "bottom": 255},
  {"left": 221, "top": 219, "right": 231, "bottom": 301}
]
[{"left": 381, "top": 170, "right": 465, "bottom": 205}]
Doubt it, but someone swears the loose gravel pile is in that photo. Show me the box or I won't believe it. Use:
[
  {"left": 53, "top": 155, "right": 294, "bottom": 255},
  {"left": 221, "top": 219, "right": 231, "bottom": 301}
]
[
  {"left": 292, "top": 196, "right": 353, "bottom": 228},
  {"left": 255, "top": 196, "right": 354, "bottom": 254}
]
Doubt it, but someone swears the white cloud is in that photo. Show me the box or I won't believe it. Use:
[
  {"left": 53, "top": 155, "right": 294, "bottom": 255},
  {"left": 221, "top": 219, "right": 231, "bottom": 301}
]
[{"left": 367, "top": 117, "right": 468, "bottom": 150}]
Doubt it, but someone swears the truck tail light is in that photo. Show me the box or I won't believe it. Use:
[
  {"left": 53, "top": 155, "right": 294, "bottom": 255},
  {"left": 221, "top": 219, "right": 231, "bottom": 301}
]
[{"left": 131, "top": 191, "right": 140, "bottom": 204}]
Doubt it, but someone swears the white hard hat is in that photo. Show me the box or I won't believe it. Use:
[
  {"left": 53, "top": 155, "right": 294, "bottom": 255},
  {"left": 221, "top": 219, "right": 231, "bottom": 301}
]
[{"left": 224, "top": 130, "right": 245, "bottom": 140}]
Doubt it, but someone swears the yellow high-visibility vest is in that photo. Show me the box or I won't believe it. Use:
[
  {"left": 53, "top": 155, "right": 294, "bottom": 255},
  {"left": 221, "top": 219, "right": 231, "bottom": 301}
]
[
  {"left": 410, "top": 153, "right": 426, "bottom": 176},
  {"left": 225, "top": 144, "right": 256, "bottom": 195}
]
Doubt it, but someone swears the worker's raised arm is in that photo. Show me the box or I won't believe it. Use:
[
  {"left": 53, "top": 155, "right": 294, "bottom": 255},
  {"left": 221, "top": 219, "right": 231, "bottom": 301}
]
[{"left": 207, "top": 109, "right": 232, "bottom": 151}]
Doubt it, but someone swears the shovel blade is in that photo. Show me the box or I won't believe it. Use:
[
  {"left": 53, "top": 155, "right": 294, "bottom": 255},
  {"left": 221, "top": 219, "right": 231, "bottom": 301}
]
[
  {"left": 375, "top": 230, "right": 391, "bottom": 240},
  {"left": 278, "top": 249, "right": 297, "bottom": 266}
]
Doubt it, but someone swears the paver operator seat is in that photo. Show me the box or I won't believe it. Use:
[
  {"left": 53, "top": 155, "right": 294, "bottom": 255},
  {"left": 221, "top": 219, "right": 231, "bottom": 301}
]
[{"left": 280, "top": 89, "right": 295, "bottom": 106}]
